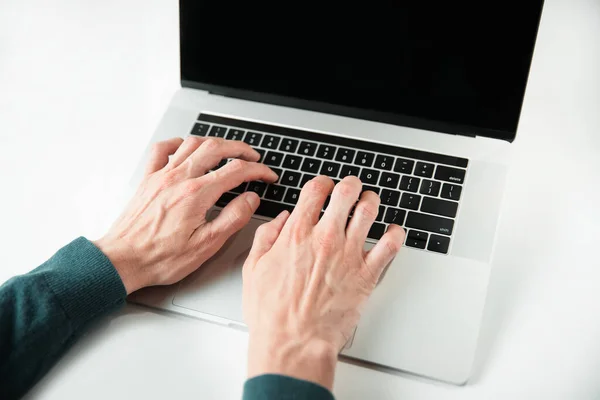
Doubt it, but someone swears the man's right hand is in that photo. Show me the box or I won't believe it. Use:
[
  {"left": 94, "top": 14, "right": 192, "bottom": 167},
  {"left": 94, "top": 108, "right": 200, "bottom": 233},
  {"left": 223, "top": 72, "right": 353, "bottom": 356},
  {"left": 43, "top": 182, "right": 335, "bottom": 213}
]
[{"left": 242, "top": 175, "right": 405, "bottom": 390}]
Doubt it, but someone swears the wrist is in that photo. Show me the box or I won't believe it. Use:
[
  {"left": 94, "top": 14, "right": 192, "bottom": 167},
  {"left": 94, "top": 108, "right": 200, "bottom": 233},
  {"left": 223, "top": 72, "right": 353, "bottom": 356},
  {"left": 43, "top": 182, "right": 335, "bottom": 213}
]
[
  {"left": 93, "top": 237, "right": 143, "bottom": 295},
  {"left": 247, "top": 331, "right": 338, "bottom": 390}
]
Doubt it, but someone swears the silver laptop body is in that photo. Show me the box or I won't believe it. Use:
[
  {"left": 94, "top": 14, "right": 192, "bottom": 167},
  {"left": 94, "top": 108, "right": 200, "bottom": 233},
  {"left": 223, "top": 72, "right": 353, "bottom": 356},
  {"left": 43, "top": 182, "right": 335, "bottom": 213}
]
[{"left": 130, "top": 1, "right": 545, "bottom": 385}]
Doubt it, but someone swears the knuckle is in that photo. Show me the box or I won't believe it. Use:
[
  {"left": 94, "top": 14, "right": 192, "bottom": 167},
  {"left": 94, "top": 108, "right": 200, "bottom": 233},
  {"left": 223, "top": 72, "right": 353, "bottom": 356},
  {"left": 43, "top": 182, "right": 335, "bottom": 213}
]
[
  {"left": 181, "top": 180, "right": 201, "bottom": 196},
  {"left": 159, "top": 169, "right": 180, "bottom": 189},
  {"left": 305, "top": 177, "right": 332, "bottom": 195},
  {"left": 202, "top": 138, "right": 221, "bottom": 151},
  {"left": 317, "top": 228, "right": 338, "bottom": 251},
  {"left": 227, "top": 159, "right": 247, "bottom": 173},
  {"left": 185, "top": 135, "right": 204, "bottom": 147},
  {"left": 337, "top": 180, "right": 357, "bottom": 198},
  {"left": 356, "top": 203, "right": 378, "bottom": 220},
  {"left": 384, "top": 237, "right": 402, "bottom": 255}
]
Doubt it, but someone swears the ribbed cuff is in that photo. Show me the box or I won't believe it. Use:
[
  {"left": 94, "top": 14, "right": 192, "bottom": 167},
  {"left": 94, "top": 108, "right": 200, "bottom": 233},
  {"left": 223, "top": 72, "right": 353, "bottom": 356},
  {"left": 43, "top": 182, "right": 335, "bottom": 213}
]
[
  {"left": 243, "top": 374, "right": 334, "bottom": 400},
  {"left": 43, "top": 237, "right": 127, "bottom": 327}
]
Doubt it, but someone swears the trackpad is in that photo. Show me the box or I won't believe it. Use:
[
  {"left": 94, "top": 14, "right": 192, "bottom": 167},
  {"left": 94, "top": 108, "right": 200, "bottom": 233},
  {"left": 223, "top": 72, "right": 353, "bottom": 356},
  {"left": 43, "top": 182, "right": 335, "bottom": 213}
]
[{"left": 172, "top": 211, "right": 265, "bottom": 323}]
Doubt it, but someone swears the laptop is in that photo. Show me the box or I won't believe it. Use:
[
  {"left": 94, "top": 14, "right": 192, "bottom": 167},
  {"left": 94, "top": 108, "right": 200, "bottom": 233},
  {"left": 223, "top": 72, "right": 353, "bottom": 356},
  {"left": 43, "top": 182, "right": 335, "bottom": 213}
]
[{"left": 129, "top": 0, "right": 545, "bottom": 384}]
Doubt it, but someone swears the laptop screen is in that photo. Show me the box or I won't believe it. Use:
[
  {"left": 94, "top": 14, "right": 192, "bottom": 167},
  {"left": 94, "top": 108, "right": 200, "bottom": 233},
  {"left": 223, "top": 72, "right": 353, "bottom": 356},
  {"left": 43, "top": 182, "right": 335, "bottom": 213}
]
[{"left": 180, "top": 2, "right": 544, "bottom": 142}]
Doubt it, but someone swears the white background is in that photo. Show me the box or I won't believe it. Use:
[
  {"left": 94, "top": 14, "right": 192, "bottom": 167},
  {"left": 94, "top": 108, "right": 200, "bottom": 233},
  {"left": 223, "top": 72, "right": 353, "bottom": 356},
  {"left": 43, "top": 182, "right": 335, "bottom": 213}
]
[{"left": 1, "top": 0, "right": 599, "bottom": 398}]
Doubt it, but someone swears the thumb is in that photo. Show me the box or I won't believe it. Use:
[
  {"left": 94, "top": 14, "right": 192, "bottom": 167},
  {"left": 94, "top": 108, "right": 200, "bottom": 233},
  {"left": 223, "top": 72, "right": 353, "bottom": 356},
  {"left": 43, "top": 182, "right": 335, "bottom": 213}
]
[{"left": 245, "top": 210, "right": 290, "bottom": 268}]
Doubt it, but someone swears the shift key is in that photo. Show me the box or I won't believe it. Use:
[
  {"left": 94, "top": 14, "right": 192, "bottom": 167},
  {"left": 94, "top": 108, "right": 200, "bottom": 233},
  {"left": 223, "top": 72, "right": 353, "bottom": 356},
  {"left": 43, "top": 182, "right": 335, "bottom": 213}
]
[{"left": 405, "top": 212, "right": 454, "bottom": 235}]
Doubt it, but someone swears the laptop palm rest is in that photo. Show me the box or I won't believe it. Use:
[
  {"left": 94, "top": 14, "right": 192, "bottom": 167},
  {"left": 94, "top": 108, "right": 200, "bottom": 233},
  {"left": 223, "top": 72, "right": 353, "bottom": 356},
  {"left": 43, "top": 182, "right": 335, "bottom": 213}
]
[{"left": 172, "top": 211, "right": 264, "bottom": 323}]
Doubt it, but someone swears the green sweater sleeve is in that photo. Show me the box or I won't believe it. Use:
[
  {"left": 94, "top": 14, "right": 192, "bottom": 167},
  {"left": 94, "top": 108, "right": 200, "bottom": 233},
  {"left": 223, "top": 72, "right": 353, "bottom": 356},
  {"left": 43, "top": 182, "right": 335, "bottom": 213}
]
[
  {"left": 0, "top": 237, "right": 127, "bottom": 399},
  {"left": 243, "top": 375, "right": 335, "bottom": 400}
]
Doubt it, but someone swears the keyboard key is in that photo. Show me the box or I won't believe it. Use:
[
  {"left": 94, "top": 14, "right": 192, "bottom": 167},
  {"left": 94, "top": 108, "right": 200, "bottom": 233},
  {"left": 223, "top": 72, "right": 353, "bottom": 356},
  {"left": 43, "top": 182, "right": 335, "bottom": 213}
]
[
  {"left": 281, "top": 171, "right": 302, "bottom": 187},
  {"left": 226, "top": 128, "right": 245, "bottom": 141},
  {"left": 298, "top": 141, "right": 317, "bottom": 156},
  {"left": 400, "top": 193, "right": 421, "bottom": 210},
  {"left": 406, "top": 230, "right": 428, "bottom": 250},
  {"left": 284, "top": 188, "right": 301, "bottom": 204},
  {"left": 367, "top": 222, "right": 386, "bottom": 240},
  {"left": 231, "top": 182, "right": 247, "bottom": 193},
  {"left": 255, "top": 148, "right": 266, "bottom": 162},
  {"left": 264, "top": 151, "right": 284, "bottom": 167},
  {"left": 414, "top": 162, "right": 435, "bottom": 177},
  {"left": 264, "top": 184, "right": 286, "bottom": 201},
  {"left": 427, "top": 234, "right": 451, "bottom": 254},
  {"left": 420, "top": 180, "right": 441, "bottom": 196},
  {"left": 247, "top": 181, "right": 267, "bottom": 197},
  {"left": 244, "top": 132, "right": 263, "bottom": 146},
  {"left": 381, "top": 189, "right": 401, "bottom": 207},
  {"left": 405, "top": 212, "right": 454, "bottom": 235},
  {"left": 379, "top": 172, "right": 400, "bottom": 188},
  {"left": 208, "top": 125, "right": 228, "bottom": 137},
  {"left": 216, "top": 192, "right": 237, "bottom": 207},
  {"left": 435, "top": 166, "right": 466, "bottom": 184},
  {"left": 355, "top": 151, "right": 375, "bottom": 167},
  {"left": 255, "top": 200, "right": 294, "bottom": 219},
  {"left": 339, "top": 165, "right": 360, "bottom": 178},
  {"left": 335, "top": 148, "right": 356, "bottom": 163},
  {"left": 300, "top": 174, "right": 316, "bottom": 188},
  {"left": 405, "top": 238, "right": 426, "bottom": 249},
  {"left": 408, "top": 230, "right": 428, "bottom": 241},
  {"left": 316, "top": 144, "right": 336, "bottom": 160},
  {"left": 362, "top": 185, "right": 381, "bottom": 194},
  {"left": 301, "top": 158, "right": 322, "bottom": 173},
  {"left": 384, "top": 207, "right": 406, "bottom": 225},
  {"left": 399, "top": 176, "right": 420, "bottom": 192},
  {"left": 421, "top": 197, "right": 458, "bottom": 218},
  {"left": 282, "top": 154, "right": 302, "bottom": 170},
  {"left": 374, "top": 155, "right": 394, "bottom": 171},
  {"left": 191, "top": 122, "right": 210, "bottom": 136},
  {"left": 359, "top": 168, "right": 380, "bottom": 184},
  {"left": 377, "top": 206, "right": 385, "bottom": 221},
  {"left": 394, "top": 158, "right": 414, "bottom": 174},
  {"left": 320, "top": 162, "right": 340, "bottom": 177},
  {"left": 441, "top": 183, "right": 463, "bottom": 201},
  {"left": 261, "top": 135, "right": 281, "bottom": 149},
  {"left": 279, "top": 138, "right": 299, "bottom": 153}
]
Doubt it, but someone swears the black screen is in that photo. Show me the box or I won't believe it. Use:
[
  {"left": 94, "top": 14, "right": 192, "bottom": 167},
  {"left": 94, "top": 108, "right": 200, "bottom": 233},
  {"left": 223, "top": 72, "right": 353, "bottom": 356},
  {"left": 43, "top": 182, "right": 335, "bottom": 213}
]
[{"left": 180, "top": 2, "right": 544, "bottom": 141}]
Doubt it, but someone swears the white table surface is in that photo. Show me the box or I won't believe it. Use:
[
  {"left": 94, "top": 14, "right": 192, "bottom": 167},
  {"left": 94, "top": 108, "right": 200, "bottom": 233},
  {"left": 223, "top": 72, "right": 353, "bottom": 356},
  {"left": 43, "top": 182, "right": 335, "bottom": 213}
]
[{"left": 1, "top": 0, "right": 599, "bottom": 399}]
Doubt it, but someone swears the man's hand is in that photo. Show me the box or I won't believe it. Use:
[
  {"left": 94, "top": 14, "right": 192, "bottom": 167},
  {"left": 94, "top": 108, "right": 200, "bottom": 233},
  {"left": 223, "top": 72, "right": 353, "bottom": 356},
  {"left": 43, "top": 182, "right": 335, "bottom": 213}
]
[
  {"left": 94, "top": 136, "right": 278, "bottom": 294},
  {"left": 242, "top": 175, "right": 405, "bottom": 390}
]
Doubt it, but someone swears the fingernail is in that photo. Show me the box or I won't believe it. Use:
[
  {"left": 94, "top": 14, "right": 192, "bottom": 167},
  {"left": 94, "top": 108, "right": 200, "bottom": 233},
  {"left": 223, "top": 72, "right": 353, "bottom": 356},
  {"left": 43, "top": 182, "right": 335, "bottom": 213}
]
[{"left": 246, "top": 192, "right": 260, "bottom": 209}]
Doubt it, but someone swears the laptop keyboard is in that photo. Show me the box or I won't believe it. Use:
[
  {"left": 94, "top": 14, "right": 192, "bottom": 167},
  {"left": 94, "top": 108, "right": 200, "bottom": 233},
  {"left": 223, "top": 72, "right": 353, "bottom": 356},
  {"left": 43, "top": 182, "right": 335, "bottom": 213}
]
[{"left": 191, "top": 114, "right": 468, "bottom": 255}]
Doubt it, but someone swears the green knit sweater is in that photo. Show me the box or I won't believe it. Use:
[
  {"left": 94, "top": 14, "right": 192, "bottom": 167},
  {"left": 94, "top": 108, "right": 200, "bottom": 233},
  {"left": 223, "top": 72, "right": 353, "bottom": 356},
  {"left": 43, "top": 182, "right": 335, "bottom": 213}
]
[{"left": 0, "top": 237, "right": 334, "bottom": 400}]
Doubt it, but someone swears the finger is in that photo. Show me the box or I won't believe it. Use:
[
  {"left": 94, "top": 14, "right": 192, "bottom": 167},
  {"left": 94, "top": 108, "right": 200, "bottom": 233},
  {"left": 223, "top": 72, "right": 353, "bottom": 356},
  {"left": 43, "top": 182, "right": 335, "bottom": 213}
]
[
  {"left": 345, "top": 190, "right": 381, "bottom": 245},
  {"left": 168, "top": 136, "right": 207, "bottom": 168},
  {"left": 245, "top": 210, "right": 290, "bottom": 267},
  {"left": 364, "top": 225, "right": 406, "bottom": 283},
  {"left": 206, "top": 191, "right": 261, "bottom": 240},
  {"left": 319, "top": 176, "right": 362, "bottom": 230},
  {"left": 181, "top": 138, "right": 261, "bottom": 178},
  {"left": 202, "top": 160, "right": 278, "bottom": 204},
  {"left": 145, "top": 137, "right": 184, "bottom": 175},
  {"left": 287, "top": 175, "right": 334, "bottom": 227}
]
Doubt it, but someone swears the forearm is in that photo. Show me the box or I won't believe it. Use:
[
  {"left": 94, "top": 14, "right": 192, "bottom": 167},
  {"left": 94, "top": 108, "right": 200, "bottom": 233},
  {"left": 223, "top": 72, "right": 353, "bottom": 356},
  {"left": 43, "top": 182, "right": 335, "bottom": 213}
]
[{"left": 0, "top": 237, "right": 126, "bottom": 399}]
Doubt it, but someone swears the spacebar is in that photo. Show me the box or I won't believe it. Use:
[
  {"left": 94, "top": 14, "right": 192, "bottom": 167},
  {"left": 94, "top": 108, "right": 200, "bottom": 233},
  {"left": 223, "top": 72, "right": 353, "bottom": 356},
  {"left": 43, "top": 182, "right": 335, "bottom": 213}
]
[
  {"left": 405, "top": 212, "right": 454, "bottom": 235},
  {"left": 255, "top": 200, "right": 295, "bottom": 219}
]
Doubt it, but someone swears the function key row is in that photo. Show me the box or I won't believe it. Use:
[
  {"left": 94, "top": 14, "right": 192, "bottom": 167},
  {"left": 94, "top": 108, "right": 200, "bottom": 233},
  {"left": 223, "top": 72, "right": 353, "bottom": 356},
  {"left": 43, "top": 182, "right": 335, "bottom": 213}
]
[{"left": 190, "top": 123, "right": 466, "bottom": 183}]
